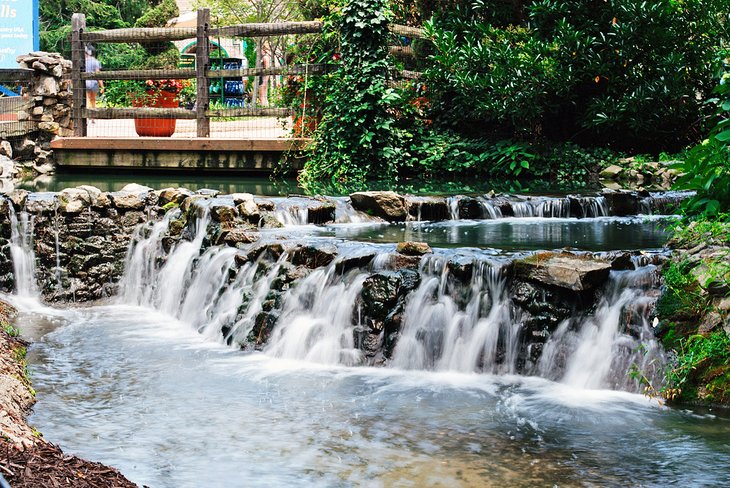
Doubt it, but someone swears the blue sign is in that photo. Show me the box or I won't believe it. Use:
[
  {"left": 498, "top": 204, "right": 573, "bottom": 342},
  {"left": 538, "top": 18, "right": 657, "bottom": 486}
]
[{"left": 0, "top": 0, "right": 40, "bottom": 69}]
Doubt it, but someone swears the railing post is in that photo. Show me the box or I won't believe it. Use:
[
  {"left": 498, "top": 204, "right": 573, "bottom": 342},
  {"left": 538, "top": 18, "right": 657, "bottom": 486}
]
[
  {"left": 71, "top": 13, "right": 87, "bottom": 137},
  {"left": 196, "top": 8, "right": 211, "bottom": 138}
]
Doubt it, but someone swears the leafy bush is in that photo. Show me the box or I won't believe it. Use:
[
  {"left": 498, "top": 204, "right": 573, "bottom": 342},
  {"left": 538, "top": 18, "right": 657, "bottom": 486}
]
[
  {"left": 423, "top": 0, "right": 728, "bottom": 152},
  {"left": 301, "top": 0, "right": 406, "bottom": 183},
  {"left": 674, "top": 74, "right": 730, "bottom": 216},
  {"left": 663, "top": 332, "right": 730, "bottom": 403}
]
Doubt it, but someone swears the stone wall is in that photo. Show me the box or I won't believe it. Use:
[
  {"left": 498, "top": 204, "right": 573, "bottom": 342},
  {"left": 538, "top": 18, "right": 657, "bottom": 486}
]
[{"left": 0, "top": 52, "right": 73, "bottom": 191}]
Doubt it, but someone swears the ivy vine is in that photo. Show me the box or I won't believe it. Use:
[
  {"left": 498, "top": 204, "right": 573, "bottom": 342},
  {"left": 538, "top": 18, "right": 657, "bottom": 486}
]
[{"left": 300, "top": 0, "right": 404, "bottom": 184}]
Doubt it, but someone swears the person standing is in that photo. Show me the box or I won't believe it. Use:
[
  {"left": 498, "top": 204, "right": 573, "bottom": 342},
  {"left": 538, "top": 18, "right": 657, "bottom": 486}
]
[{"left": 84, "top": 44, "right": 103, "bottom": 109}]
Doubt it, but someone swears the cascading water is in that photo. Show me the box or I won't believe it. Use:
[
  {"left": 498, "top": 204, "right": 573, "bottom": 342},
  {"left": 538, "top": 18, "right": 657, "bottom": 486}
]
[
  {"left": 390, "top": 256, "right": 516, "bottom": 373},
  {"left": 539, "top": 267, "right": 666, "bottom": 391},
  {"left": 8, "top": 206, "right": 38, "bottom": 297},
  {"left": 265, "top": 265, "right": 368, "bottom": 366},
  {"left": 111, "top": 194, "right": 668, "bottom": 393}
]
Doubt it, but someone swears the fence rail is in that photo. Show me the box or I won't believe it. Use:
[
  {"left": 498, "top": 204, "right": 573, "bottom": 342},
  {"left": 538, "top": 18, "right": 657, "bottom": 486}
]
[{"left": 70, "top": 9, "right": 426, "bottom": 140}]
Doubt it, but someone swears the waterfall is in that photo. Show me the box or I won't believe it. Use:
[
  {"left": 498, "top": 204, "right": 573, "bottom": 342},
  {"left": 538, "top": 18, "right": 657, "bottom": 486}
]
[
  {"left": 389, "top": 256, "right": 515, "bottom": 373},
  {"left": 538, "top": 268, "right": 666, "bottom": 390},
  {"left": 115, "top": 205, "right": 665, "bottom": 392},
  {"left": 265, "top": 265, "right": 367, "bottom": 366},
  {"left": 447, "top": 197, "right": 460, "bottom": 220},
  {"left": 8, "top": 206, "right": 38, "bottom": 297},
  {"left": 52, "top": 201, "right": 63, "bottom": 292},
  {"left": 333, "top": 197, "right": 376, "bottom": 224},
  {"left": 272, "top": 199, "right": 310, "bottom": 226}
]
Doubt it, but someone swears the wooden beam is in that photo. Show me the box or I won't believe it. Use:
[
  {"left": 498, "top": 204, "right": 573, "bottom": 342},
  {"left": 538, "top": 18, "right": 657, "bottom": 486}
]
[
  {"left": 208, "top": 64, "right": 336, "bottom": 79},
  {"left": 71, "top": 13, "right": 87, "bottom": 137},
  {"left": 84, "top": 108, "right": 197, "bottom": 119},
  {"left": 51, "top": 137, "right": 311, "bottom": 152},
  {"left": 196, "top": 9, "right": 211, "bottom": 138},
  {"left": 81, "top": 27, "right": 197, "bottom": 43},
  {"left": 389, "top": 46, "right": 416, "bottom": 58},
  {"left": 399, "top": 70, "right": 423, "bottom": 80},
  {"left": 389, "top": 24, "right": 426, "bottom": 39},
  {"left": 0, "top": 121, "right": 37, "bottom": 138},
  {"left": 211, "top": 21, "right": 323, "bottom": 38},
  {"left": 0, "top": 69, "right": 34, "bottom": 83},
  {"left": 205, "top": 108, "right": 292, "bottom": 118},
  {"left": 82, "top": 69, "right": 196, "bottom": 81}
]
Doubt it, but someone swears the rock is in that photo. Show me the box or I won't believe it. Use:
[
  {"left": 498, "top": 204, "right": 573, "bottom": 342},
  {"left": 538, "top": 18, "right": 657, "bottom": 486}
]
[
  {"left": 157, "top": 187, "right": 193, "bottom": 205},
  {"left": 58, "top": 188, "right": 90, "bottom": 213},
  {"left": 396, "top": 241, "right": 432, "bottom": 256},
  {"left": 210, "top": 203, "right": 237, "bottom": 224},
  {"left": 457, "top": 197, "right": 484, "bottom": 219},
  {"left": 256, "top": 198, "right": 276, "bottom": 212},
  {"left": 0, "top": 140, "right": 11, "bottom": 158},
  {"left": 405, "top": 196, "right": 449, "bottom": 221},
  {"left": 600, "top": 164, "right": 624, "bottom": 180},
  {"left": 350, "top": 191, "right": 407, "bottom": 222},
  {"left": 38, "top": 121, "right": 60, "bottom": 134},
  {"left": 196, "top": 188, "right": 220, "bottom": 198},
  {"left": 334, "top": 251, "right": 377, "bottom": 274},
  {"left": 35, "top": 75, "right": 59, "bottom": 96},
  {"left": 361, "top": 272, "right": 402, "bottom": 323},
  {"left": 110, "top": 191, "right": 146, "bottom": 210},
  {"left": 230, "top": 193, "right": 254, "bottom": 206},
  {"left": 307, "top": 199, "right": 336, "bottom": 225},
  {"left": 291, "top": 244, "right": 338, "bottom": 269},
  {"left": 0, "top": 155, "right": 14, "bottom": 177},
  {"left": 76, "top": 185, "right": 105, "bottom": 207},
  {"left": 234, "top": 194, "right": 260, "bottom": 222},
  {"left": 514, "top": 252, "right": 612, "bottom": 291},
  {"left": 8, "top": 189, "right": 28, "bottom": 209},
  {"left": 121, "top": 183, "right": 153, "bottom": 193},
  {"left": 602, "top": 189, "right": 640, "bottom": 216},
  {"left": 699, "top": 312, "right": 723, "bottom": 334},
  {"left": 222, "top": 228, "right": 260, "bottom": 246},
  {"left": 33, "top": 163, "right": 55, "bottom": 175}
]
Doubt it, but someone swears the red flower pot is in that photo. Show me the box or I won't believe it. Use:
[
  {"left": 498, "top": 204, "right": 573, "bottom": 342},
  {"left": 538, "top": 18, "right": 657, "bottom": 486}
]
[{"left": 133, "top": 90, "right": 178, "bottom": 137}]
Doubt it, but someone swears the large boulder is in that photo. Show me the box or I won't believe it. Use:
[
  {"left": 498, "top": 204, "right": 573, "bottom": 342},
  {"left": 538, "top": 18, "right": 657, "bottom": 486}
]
[
  {"left": 350, "top": 191, "right": 407, "bottom": 222},
  {"left": 405, "top": 196, "right": 449, "bottom": 221},
  {"left": 513, "top": 252, "right": 611, "bottom": 291},
  {"left": 602, "top": 189, "right": 640, "bottom": 216}
]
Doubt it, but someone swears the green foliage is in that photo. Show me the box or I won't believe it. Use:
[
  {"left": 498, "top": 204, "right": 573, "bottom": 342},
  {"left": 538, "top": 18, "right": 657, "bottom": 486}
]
[
  {"left": 423, "top": 0, "right": 728, "bottom": 152},
  {"left": 40, "top": 0, "right": 155, "bottom": 56},
  {"left": 301, "top": 0, "right": 406, "bottom": 183},
  {"left": 669, "top": 214, "right": 730, "bottom": 248},
  {"left": 674, "top": 75, "right": 730, "bottom": 216},
  {"left": 404, "top": 128, "right": 616, "bottom": 181},
  {"left": 663, "top": 332, "right": 730, "bottom": 403},
  {"left": 656, "top": 260, "right": 708, "bottom": 320},
  {"left": 134, "top": 0, "right": 178, "bottom": 28},
  {"left": 3, "top": 324, "right": 20, "bottom": 338}
]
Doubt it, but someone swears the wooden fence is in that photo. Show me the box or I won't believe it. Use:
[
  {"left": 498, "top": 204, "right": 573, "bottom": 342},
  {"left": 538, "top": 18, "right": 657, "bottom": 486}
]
[{"left": 70, "top": 9, "right": 425, "bottom": 139}]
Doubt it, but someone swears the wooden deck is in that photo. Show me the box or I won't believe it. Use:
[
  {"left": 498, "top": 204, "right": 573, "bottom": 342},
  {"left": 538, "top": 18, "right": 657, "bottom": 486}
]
[{"left": 51, "top": 137, "right": 311, "bottom": 173}]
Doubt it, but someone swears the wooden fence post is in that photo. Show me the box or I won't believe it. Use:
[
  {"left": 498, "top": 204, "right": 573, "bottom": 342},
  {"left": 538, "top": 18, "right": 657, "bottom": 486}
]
[
  {"left": 196, "top": 9, "right": 211, "bottom": 138},
  {"left": 71, "top": 13, "right": 87, "bottom": 137}
]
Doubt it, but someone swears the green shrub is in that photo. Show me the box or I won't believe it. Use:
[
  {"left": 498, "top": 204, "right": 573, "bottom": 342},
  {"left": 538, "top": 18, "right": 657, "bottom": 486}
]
[
  {"left": 663, "top": 332, "right": 730, "bottom": 403},
  {"left": 423, "top": 0, "right": 728, "bottom": 152},
  {"left": 674, "top": 74, "right": 730, "bottom": 216},
  {"left": 301, "top": 0, "right": 405, "bottom": 183}
]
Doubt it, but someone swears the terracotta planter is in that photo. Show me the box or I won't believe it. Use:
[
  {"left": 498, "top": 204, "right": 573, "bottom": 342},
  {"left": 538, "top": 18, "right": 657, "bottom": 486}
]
[{"left": 132, "top": 90, "right": 178, "bottom": 137}]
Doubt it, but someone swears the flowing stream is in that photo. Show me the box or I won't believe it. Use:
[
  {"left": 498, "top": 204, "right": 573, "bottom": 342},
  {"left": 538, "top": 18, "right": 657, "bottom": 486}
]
[{"left": 4, "top": 189, "right": 730, "bottom": 487}]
